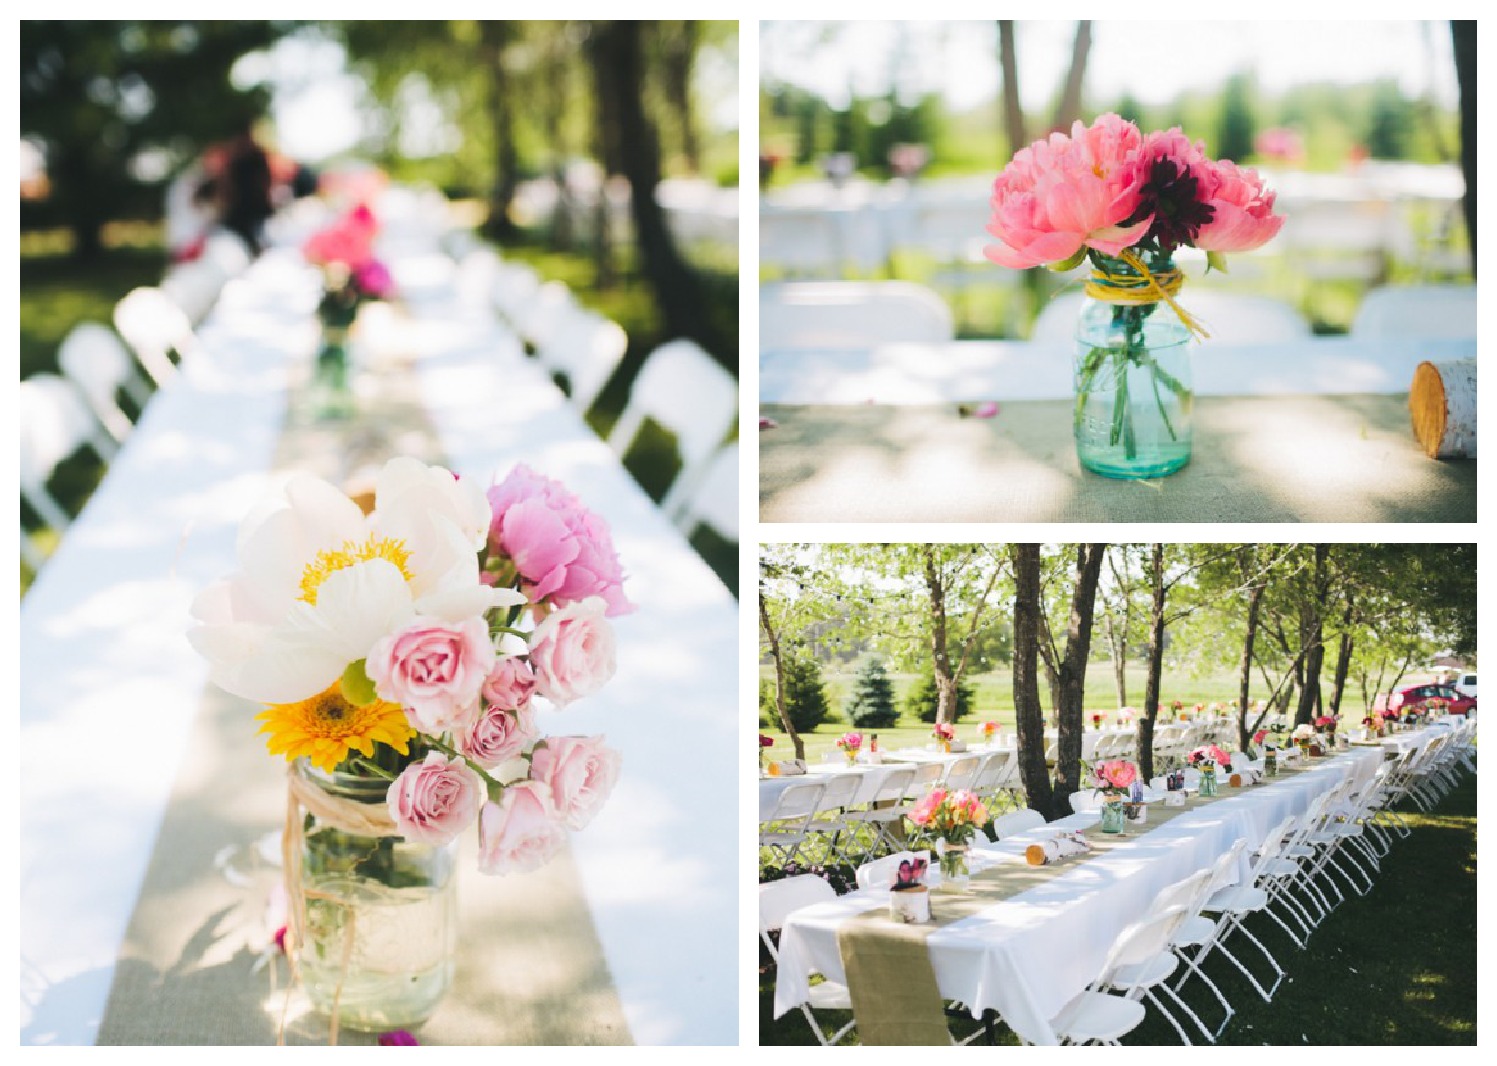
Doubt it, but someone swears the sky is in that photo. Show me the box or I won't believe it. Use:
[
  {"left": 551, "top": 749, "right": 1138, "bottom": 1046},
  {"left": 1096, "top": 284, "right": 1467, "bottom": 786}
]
[{"left": 759, "top": 20, "right": 1459, "bottom": 113}]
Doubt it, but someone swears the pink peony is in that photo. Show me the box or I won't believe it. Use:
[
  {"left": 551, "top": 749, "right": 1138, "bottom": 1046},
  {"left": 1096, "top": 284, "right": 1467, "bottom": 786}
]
[
  {"left": 1194, "top": 159, "right": 1284, "bottom": 253},
  {"left": 984, "top": 113, "right": 1153, "bottom": 270},
  {"left": 302, "top": 205, "right": 379, "bottom": 269},
  {"left": 458, "top": 701, "right": 538, "bottom": 769},
  {"left": 477, "top": 781, "right": 567, "bottom": 875},
  {"left": 528, "top": 735, "right": 622, "bottom": 830},
  {"left": 1096, "top": 759, "right": 1137, "bottom": 790},
  {"left": 908, "top": 787, "right": 947, "bottom": 827},
  {"left": 527, "top": 598, "right": 616, "bottom": 709},
  {"left": 386, "top": 751, "right": 485, "bottom": 846},
  {"left": 482, "top": 655, "right": 537, "bottom": 711},
  {"left": 486, "top": 465, "right": 633, "bottom": 617},
  {"left": 367, "top": 616, "right": 495, "bottom": 735}
]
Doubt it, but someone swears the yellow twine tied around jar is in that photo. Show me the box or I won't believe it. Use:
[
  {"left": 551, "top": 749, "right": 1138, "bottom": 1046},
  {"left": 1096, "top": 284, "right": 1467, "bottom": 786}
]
[
  {"left": 1082, "top": 248, "right": 1211, "bottom": 341},
  {"left": 281, "top": 766, "right": 402, "bottom": 1046}
]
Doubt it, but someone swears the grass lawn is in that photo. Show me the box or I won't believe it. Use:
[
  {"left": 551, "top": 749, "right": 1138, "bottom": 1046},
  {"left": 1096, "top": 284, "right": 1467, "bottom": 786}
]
[{"left": 759, "top": 759, "right": 1478, "bottom": 1045}]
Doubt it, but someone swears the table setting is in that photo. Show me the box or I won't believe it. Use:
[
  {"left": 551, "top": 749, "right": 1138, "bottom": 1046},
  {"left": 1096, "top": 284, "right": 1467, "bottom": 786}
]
[{"left": 20, "top": 191, "right": 738, "bottom": 1045}]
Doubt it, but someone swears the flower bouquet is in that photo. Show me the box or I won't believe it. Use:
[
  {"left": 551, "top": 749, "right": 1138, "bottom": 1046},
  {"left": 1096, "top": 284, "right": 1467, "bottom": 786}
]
[
  {"left": 302, "top": 203, "right": 395, "bottom": 413},
  {"left": 1091, "top": 759, "right": 1139, "bottom": 832},
  {"left": 985, "top": 113, "right": 1284, "bottom": 479},
  {"left": 189, "top": 457, "right": 630, "bottom": 1031},
  {"left": 759, "top": 733, "right": 774, "bottom": 773},
  {"left": 932, "top": 721, "right": 955, "bottom": 752},
  {"left": 1091, "top": 712, "right": 1104, "bottom": 730},
  {"left": 980, "top": 720, "right": 1000, "bottom": 745},
  {"left": 1188, "top": 744, "right": 1231, "bottom": 796},
  {"left": 907, "top": 787, "right": 989, "bottom": 890},
  {"left": 835, "top": 731, "right": 863, "bottom": 766}
]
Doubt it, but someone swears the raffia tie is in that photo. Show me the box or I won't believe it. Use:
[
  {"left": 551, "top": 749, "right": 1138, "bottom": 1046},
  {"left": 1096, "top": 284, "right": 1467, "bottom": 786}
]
[
  {"left": 281, "top": 766, "right": 401, "bottom": 1046},
  {"left": 1083, "top": 248, "right": 1211, "bottom": 340}
]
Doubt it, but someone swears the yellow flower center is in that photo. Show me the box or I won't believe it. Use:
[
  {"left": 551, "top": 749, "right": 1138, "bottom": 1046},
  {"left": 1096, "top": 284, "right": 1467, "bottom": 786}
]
[{"left": 299, "top": 534, "right": 414, "bottom": 605}]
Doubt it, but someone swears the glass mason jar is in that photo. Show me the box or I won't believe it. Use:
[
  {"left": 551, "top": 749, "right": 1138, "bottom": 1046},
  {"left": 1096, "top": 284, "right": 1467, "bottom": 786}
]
[
  {"left": 1198, "top": 766, "right": 1218, "bottom": 797},
  {"left": 1099, "top": 798, "right": 1127, "bottom": 834},
  {"left": 293, "top": 761, "right": 458, "bottom": 1031},
  {"left": 1265, "top": 748, "right": 1279, "bottom": 776},
  {"left": 936, "top": 840, "right": 970, "bottom": 892},
  {"left": 1073, "top": 252, "right": 1194, "bottom": 479}
]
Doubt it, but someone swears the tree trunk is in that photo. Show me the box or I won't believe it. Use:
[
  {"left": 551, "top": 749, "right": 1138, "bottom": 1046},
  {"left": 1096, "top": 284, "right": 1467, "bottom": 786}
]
[
  {"left": 1138, "top": 544, "right": 1167, "bottom": 781},
  {"left": 1452, "top": 20, "right": 1476, "bottom": 275},
  {"left": 1050, "top": 21, "right": 1093, "bottom": 132},
  {"left": 996, "top": 21, "right": 1026, "bottom": 154},
  {"left": 759, "top": 596, "right": 804, "bottom": 763},
  {"left": 591, "top": 20, "right": 719, "bottom": 352},
  {"left": 1052, "top": 544, "right": 1106, "bottom": 812},
  {"left": 1294, "top": 544, "right": 1331, "bottom": 726},
  {"left": 923, "top": 546, "right": 957, "bottom": 726},
  {"left": 1329, "top": 628, "right": 1354, "bottom": 717},
  {"left": 1237, "top": 569, "right": 1264, "bottom": 750},
  {"left": 662, "top": 20, "right": 701, "bottom": 172},
  {"left": 1010, "top": 545, "right": 1054, "bottom": 818},
  {"left": 1038, "top": 644, "right": 1062, "bottom": 728},
  {"left": 481, "top": 22, "right": 521, "bottom": 242}
]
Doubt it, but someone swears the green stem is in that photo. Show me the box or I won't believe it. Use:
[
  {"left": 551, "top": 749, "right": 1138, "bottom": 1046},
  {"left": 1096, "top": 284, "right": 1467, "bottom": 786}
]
[
  {"left": 349, "top": 758, "right": 398, "bottom": 781},
  {"left": 424, "top": 735, "right": 505, "bottom": 794}
]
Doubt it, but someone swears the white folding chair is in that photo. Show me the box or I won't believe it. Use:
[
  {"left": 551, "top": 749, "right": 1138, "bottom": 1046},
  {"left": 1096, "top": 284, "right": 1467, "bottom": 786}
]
[
  {"left": 159, "top": 260, "right": 226, "bottom": 324},
  {"left": 511, "top": 279, "right": 575, "bottom": 350},
  {"left": 1196, "top": 839, "right": 1286, "bottom": 1004},
  {"left": 1069, "top": 790, "right": 1102, "bottom": 813},
  {"left": 759, "top": 875, "right": 856, "bottom": 1046},
  {"left": 802, "top": 773, "right": 864, "bottom": 866},
  {"left": 940, "top": 754, "right": 983, "bottom": 793},
  {"left": 840, "top": 765, "right": 917, "bottom": 860},
  {"left": 673, "top": 441, "right": 738, "bottom": 543},
  {"left": 607, "top": 339, "right": 737, "bottom": 517},
  {"left": 990, "top": 808, "right": 1045, "bottom": 840},
  {"left": 537, "top": 309, "right": 628, "bottom": 414},
  {"left": 57, "top": 323, "right": 153, "bottom": 444},
  {"left": 759, "top": 780, "right": 829, "bottom": 871},
  {"left": 491, "top": 260, "right": 542, "bottom": 321},
  {"left": 759, "top": 280, "right": 955, "bottom": 351},
  {"left": 759, "top": 206, "right": 843, "bottom": 278},
  {"left": 113, "top": 286, "right": 196, "bottom": 388},
  {"left": 1051, "top": 904, "right": 1192, "bottom": 1046},
  {"left": 20, "top": 374, "right": 117, "bottom": 569},
  {"left": 1155, "top": 868, "right": 1235, "bottom": 1042}
]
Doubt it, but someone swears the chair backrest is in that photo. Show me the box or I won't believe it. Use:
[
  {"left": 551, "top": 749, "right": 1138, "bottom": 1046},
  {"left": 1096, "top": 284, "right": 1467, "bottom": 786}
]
[
  {"left": 57, "top": 323, "right": 149, "bottom": 442},
  {"left": 512, "top": 280, "right": 575, "bottom": 348},
  {"left": 159, "top": 260, "right": 225, "bottom": 324},
  {"left": 904, "top": 761, "right": 946, "bottom": 798},
  {"left": 971, "top": 752, "right": 1010, "bottom": 793},
  {"left": 990, "top": 808, "right": 1045, "bottom": 840},
  {"left": 675, "top": 441, "right": 738, "bottom": 541},
  {"left": 759, "top": 874, "right": 837, "bottom": 940},
  {"left": 539, "top": 310, "right": 629, "bottom": 413},
  {"left": 492, "top": 261, "right": 542, "bottom": 319},
  {"left": 607, "top": 339, "right": 737, "bottom": 515},
  {"left": 867, "top": 765, "right": 916, "bottom": 805},
  {"left": 762, "top": 780, "right": 828, "bottom": 825},
  {"left": 1096, "top": 905, "right": 1190, "bottom": 981},
  {"left": 814, "top": 773, "right": 862, "bottom": 812},
  {"left": 1153, "top": 868, "right": 1215, "bottom": 918},
  {"left": 759, "top": 281, "right": 954, "bottom": 351},
  {"left": 20, "top": 374, "right": 115, "bottom": 531},
  {"left": 855, "top": 850, "right": 932, "bottom": 891},
  {"left": 1350, "top": 283, "right": 1476, "bottom": 340},
  {"left": 941, "top": 754, "right": 982, "bottom": 792},
  {"left": 1069, "top": 790, "right": 1101, "bottom": 813},
  {"left": 759, "top": 207, "right": 843, "bottom": 278},
  {"left": 114, "top": 287, "right": 194, "bottom": 387},
  {"left": 1031, "top": 290, "right": 1310, "bottom": 346}
]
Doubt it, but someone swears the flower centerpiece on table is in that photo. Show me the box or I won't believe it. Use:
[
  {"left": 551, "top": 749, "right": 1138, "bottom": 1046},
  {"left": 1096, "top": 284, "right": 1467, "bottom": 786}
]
[
  {"left": 1091, "top": 759, "right": 1139, "bottom": 832},
  {"left": 835, "top": 731, "right": 863, "bottom": 766},
  {"left": 759, "top": 733, "right": 774, "bottom": 772},
  {"left": 907, "top": 787, "right": 989, "bottom": 889},
  {"left": 1188, "top": 744, "right": 1231, "bottom": 795},
  {"left": 301, "top": 203, "right": 395, "bottom": 409},
  {"left": 1171, "top": 699, "right": 1185, "bottom": 721},
  {"left": 188, "top": 457, "right": 631, "bottom": 1031},
  {"left": 1291, "top": 722, "right": 1316, "bottom": 755},
  {"left": 984, "top": 113, "right": 1285, "bottom": 480},
  {"left": 932, "top": 721, "right": 956, "bottom": 752},
  {"left": 1314, "top": 715, "right": 1338, "bottom": 736},
  {"left": 981, "top": 720, "right": 1000, "bottom": 744},
  {"left": 1117, "top": 706, "right": 1136, "bottom": 726},
  {"left": 1091, "top": 712, "right": 1104, "bottom": 730}
]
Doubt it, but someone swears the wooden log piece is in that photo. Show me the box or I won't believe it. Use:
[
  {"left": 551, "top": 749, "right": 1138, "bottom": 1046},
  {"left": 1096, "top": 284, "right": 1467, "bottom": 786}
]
[{"left": 1409, "top": 358, "right": 1477, "bottom": 458}]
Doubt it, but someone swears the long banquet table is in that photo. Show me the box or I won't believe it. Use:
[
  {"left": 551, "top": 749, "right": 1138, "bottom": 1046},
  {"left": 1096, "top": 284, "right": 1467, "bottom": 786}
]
[
  {"left": 19, "top": 204, "right": 739, "bottom": 1045},
  {"left": 771, "top": 739, "right": 1414, "bottom": 1045},
  {"left": 759, "top": 337, "right": 1477, "bottom": 523}
]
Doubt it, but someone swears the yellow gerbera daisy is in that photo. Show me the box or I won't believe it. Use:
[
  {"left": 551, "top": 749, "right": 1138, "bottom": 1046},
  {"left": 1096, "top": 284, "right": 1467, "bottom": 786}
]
[{"left": 258, "top": 683, "right": 414, "bottom": 772}]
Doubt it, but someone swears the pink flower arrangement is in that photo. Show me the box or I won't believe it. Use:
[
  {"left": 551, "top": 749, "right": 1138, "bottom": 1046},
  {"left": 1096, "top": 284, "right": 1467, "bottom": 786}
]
[
  {"left": 759, "top": 734, "right": 775, "bottom": 749},
  {"left": 1314, "top": 715, "right": 1338, "bottom": 732},
  {"left": 1188, "top": 745, "right": 1233, "bottom": 771},
  {"left": 835, "top": 731, "right": 863, "bottom": 753},
  {"left": 906, "top": 786, "right": 989, "bottom": 843},
  {"left": 486, "top": 465, "right": 634, "bottom": 617},
  {"left": 303, "top": 203, "right": 394, "bottom": 306},
  {"left": 981, "top": 721, "right": 999, "bottom": 738},
  {"left": 1252, "top": 729, "right": 1268, "bottom": 747},
  {"left": 1092, "top": 759, "right": 1138, "bottom": 796},
  {"left": 933, "top": 722, "right": 955, "bottom": 743}
]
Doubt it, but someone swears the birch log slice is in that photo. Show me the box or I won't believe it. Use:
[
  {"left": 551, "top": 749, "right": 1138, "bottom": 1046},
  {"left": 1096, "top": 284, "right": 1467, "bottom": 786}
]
[{"left": 1409, "top": 358, "right": 1476, "bottom": 458}]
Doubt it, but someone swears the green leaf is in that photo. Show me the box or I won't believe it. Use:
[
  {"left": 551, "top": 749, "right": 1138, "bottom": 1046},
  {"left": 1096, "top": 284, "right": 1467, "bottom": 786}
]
[
  {"left": 1205, "top": 251, "right": 1229, "bottom": 275},
  {"left": 341, "top": 660, "right": 378, "bottom": 706},
  {"left": 1048, "top": 246, "right": 1088, "bottom": 273}
]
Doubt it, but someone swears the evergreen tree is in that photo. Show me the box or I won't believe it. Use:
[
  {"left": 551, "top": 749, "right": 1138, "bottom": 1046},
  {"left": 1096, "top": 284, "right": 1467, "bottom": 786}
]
[
  {"left": 906, "top": 670, "right": 975, "bottom": 724},
  {"left": 759, "top": 649, "right": 830, "bottom": 733},
  {"left": 1216, "top": 72, "right": 1256, "bottom": 162},
  {"left": 844, "top": 658, "right": 899, "bottom": 729}
]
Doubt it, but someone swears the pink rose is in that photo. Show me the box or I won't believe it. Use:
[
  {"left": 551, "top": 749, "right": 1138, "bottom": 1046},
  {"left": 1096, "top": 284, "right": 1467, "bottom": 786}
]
[
  {"left": 477, "top": 781, "right": 566, "bottom": 875},
  {"left": 527, "top": 599, "right": 616, "bottom": 709},
  {"left": 386, "top": 751, "right": 485, "bottom": 846},
  {"left": 458, "top": 701, "right": 538, "bottom": 769},
  {"left": 486, "top": 465, "right": 633, "bottom": 616},
  {"left": 482, "top": 656, "right": 536, "bottom": 711},
  {"left": 528, "top": 735, "right": 622, "bottom": 830},
  {"left": 368, "top": 616, "right": 495, "bottom": 734}
]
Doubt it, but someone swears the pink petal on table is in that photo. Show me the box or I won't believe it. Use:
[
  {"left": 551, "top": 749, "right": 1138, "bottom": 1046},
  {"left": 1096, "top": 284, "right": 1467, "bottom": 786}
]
[
  {"left": 759, "top": 417, "right": 778, "bottom": 430},
  {"left": 378, "top": 1031, "right": 419, "bottom": 1046}
]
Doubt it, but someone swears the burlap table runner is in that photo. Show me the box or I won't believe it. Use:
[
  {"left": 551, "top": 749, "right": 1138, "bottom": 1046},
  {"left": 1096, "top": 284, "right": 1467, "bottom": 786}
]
[
  {"left": 834, "top": 772, "right": 1309, "bottom": 1044},
  {"left": 97, "top": 343, "right": 630, "bottom": 1045},
  {"left": 760, "top": 395, "right": 1477, "bottom": 523}
]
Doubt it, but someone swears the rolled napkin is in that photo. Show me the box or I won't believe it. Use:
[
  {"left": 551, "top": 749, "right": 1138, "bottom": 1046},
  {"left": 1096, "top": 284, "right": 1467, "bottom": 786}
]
[
  {"left": 1025, "top": 831, "right": 1093, "bottom": 866},
  {"left": 776, "top": 760, "right": 807, "bottom": 776},
  {"left": 1229, "top": 768, "right": 1262, "bottom": 787}
]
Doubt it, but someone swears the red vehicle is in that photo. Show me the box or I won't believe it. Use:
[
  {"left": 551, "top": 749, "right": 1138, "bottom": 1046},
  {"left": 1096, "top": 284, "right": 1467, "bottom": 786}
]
[{"left": 1389, "top": 682, "right": 1477, "bottom": 717}]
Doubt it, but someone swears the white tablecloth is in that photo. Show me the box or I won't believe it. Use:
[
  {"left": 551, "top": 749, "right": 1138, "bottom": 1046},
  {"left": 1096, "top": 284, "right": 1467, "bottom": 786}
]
[
  {"left": 20, "top": 223, "right": 739, "bottom": 1044},
  {"left": 772, "top": 745, "right": 1385, "bottom": 1044},
  {"left": 760, "top": 336, "right": 1478, "bottom": 406}
]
